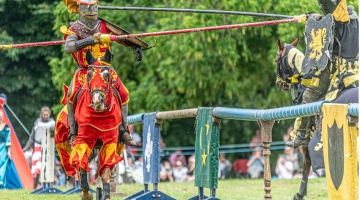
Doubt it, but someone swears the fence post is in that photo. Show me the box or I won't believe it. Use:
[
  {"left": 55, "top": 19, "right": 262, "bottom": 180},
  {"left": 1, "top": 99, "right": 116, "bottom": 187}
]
[{"left": 257, "top": 119, "right": 275, "bottom": 200}]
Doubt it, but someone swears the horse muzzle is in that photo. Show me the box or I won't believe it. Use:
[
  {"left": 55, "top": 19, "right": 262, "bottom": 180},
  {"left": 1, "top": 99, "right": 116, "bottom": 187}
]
[
  {"left": 91, "top": 94, "right": 106, "bottom": 112},
  {"left": 276, "top": 81, "right": 291, "bottom": 90}
]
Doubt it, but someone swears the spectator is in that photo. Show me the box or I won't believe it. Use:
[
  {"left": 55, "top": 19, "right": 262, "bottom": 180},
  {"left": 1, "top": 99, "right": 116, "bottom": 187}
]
[
  {"left": 160, "top": 160, "right": 174, "bottom": 182},
  {"left": 0, "top": 109, "right": 11, "bottom": 188},
  {"left": 181, "top": 155, "right": 195, "bottom": 182},
  {"left": 160, "top": 134, "right": 166, "bottom": 149},
  {"left": 275, "top": 154, "right": 294, "bottom": 179},
  {"left": 172, "top": 160, "right": 188, "bottom": 182},
  {"left": 23, "top": 106, "right": 55, "bottom": 189},
  {"left": 315, "top": 168, "right": 326, "bottom": 177},
  {"left": 283, "top": 126, "right": 293, "bottom": 143},
  {"left": 246, "top": 147, "right": 265, "bottom": 179},
  {"left": 218, "top": 153, "right": 232, "bottom": 179},
  {"left": 54, "top": 159, "right": 66, "bottom": 186},
  {"left": 129, "top": 124, "right": 142, "bottom": 157},
  {"left": 132, "top": 156, "right": 143, "bottom": 184},
  {"left": 169, "top": 149, "right": 187, "bottom": 166},
  {"left": 250, "top": 130, "right": 263, "bottom": 155},
  {"left": 283, "top": 147, "right": 299, "bottom": 173}
]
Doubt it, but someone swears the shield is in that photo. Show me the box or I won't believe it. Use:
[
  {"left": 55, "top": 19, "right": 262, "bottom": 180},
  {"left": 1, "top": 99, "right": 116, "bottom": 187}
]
[
  {"left": 99, "top": 17, "right": 151, "bottom": 49},
  {"left": 302, "top": 13, "right": 334, "bottom": 74},
  {"left": 327, "top": 119, "right": 344, "bottom": 190}
]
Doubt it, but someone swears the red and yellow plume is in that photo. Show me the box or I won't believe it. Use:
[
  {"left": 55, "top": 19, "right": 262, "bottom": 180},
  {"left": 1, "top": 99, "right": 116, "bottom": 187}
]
[{"left": 63, "top": 0, "right": 99, "bottom": 14}]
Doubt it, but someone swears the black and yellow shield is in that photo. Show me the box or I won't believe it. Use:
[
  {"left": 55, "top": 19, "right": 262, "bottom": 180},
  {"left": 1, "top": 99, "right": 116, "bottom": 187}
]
[
  {"left": 322, "top": 103, "right": 358, "bottom": 199},
  {"left": 302, "top": 13, "right": 334, "bottom": 74}
]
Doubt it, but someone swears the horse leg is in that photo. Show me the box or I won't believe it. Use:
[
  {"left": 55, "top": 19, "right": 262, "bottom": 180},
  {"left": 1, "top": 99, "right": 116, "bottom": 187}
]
[
  {"left": 80, "top": 168, "right": 93, "bottom": 200},
  {"left": 101, "top": 167, "right": 111, "bottom": 200},
  {"left": 293, "top": 147, "right": 311, "bottom": 200}
]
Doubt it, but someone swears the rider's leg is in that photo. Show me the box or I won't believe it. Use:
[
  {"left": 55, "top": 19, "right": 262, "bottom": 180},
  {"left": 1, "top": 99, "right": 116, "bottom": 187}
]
[
  {"left": 67, "top": 78, "right": 77, "bottom": 139},
  {"left": 111, "top": 72, "right": 137, "bottom": 146},
  {"left": 119, "top": 103, "right": 137, "bottom": 146},
  {"left": 286, "top": 68, "right": 330, "bottom": 149}
]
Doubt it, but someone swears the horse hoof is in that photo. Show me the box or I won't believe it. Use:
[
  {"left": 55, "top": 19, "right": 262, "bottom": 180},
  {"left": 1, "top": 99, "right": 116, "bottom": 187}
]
[
  {"left": 81, "top": 191, "right": 93, "bottom": 200},
  {"left": 293, "top": 194, "right": 304, "bottom": 200}
]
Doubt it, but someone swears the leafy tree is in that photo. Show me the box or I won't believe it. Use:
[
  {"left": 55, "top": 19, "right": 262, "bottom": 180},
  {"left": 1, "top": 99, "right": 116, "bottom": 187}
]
[{"left": 0, "top": 0, "right": 61, "bottom": 145}]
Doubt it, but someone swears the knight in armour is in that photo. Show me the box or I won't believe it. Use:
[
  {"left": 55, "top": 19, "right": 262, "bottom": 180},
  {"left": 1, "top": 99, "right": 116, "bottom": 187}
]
[
  {"left": 61, "top": 1, "right": 149, "bottom": 199},
  {"left": 62, "top": 0, "right": 146, "bottom": 148},
  {"left": 285, "top": 0, "right": 359, "bottom": 149}
]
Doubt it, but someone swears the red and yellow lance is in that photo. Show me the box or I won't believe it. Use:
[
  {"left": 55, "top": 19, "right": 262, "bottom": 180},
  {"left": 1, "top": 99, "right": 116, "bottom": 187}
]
[{"left": 0, "top": 16, "right": 306, "bottom": 50}]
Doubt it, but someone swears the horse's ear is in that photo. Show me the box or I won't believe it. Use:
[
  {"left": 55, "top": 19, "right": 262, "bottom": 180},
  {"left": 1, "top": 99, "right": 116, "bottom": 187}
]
[
  {"left": 101, "top": 49, "right": 113, "bottom": 64},
  {"left": 87, "top": 67, "right": 95, "bottom": 82},
  {"left": 100, "top": 67, "right": 110, "bottom": 82},
  {"left": 291, "top": 38, "right": 299, "bottom": 47},
  {"left": 86, "top": 49, "right": 96, "bottom": 65},
  {"left": 277, "top": 39, "right": 284, "bottom": 51}
]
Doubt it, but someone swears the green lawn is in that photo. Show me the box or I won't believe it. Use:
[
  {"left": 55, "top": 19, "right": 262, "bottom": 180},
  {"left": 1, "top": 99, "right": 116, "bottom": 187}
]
[{"left": 0, "top": 178, "right": 328, "bottom": 200}]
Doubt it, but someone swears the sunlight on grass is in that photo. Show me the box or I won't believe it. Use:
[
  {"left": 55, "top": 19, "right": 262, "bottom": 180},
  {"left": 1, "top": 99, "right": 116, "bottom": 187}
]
[{"left": 0, "top": 178, "right": 327, "bottom": 200}]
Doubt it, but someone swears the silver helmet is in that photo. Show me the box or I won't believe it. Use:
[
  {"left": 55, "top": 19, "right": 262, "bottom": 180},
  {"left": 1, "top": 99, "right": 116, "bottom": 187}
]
[
  {"left": 317, "top": 0, "right": 341, "bottom": 15},
  {"left": 77, "top": 0, "right": 100, "bottom": 29}
]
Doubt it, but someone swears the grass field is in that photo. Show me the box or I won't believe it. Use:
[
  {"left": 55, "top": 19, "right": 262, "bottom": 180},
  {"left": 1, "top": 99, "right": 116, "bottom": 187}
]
[{"left": 0, "top": 178, "right": 328, "bottom": 200}]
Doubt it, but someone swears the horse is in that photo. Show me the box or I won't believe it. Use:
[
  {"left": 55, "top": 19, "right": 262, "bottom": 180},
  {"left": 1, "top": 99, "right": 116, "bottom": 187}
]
[
  {"left": 274, "top": 38, "right": 358, "bottom": 200},
  {"left": 55, "top": 57, "right": 125, "bottom": 200}
]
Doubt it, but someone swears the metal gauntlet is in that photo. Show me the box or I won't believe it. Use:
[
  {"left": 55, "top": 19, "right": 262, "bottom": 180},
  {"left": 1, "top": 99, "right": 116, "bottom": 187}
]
[{"left": 75, "top": 36, "right": 95, "bottom": 50}]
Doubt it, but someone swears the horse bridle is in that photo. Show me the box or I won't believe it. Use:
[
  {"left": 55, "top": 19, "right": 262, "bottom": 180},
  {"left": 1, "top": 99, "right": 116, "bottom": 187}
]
[
  {"left": 87, "top": 66, "right": 112, "bottom": 111},
  {"left": 275, "top": 46, "right": 293, "bottom": 90}
]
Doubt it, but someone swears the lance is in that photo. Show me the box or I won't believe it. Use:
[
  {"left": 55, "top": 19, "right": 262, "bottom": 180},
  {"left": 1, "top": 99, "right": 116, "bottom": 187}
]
[
  {"left": 99, "top": 6, "right": 294, "bottom": 19},
  {"left": 0, "top": 17, "right": 304, "bottom": 49}
]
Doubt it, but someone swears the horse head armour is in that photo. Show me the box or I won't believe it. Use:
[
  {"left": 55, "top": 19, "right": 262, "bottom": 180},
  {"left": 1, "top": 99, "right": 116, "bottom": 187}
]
[
  {"left": 86, "top": 66, "right": 113, "bottom": 112},
  {"left": 275, "top": 38, "right": 305, "bottom": 90}
]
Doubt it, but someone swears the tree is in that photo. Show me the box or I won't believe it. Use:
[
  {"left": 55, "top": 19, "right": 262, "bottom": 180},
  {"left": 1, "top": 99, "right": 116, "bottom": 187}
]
[{"left": 0, "top": 0, "right": 61, "bottom": 145}]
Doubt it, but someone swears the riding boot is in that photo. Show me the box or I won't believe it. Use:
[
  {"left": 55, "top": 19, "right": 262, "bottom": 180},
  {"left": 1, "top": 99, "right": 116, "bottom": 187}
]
[
  {"left": 101, "top": 168, "right": 111, "bottom": 200},
  {"left": 286, "top": 117, "right": 311, "bottom": 149},
  {"left": 120, "top": 130, "right": 137, "bottom": 146},
  {"left": 80, "top": 169, "right": 93, "bottom": 200},
  {"left": 118, "top": 104, "right": 137, "bottom": 146}
]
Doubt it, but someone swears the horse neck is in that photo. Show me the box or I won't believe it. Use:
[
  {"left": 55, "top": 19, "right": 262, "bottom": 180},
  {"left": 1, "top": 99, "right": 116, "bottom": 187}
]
[{"left": 285, "top": 47, "right": 305, "bottom": 74}]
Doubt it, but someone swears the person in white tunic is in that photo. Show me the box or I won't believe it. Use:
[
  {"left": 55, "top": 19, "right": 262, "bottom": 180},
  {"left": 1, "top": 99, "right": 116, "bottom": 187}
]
[{"left": 23, "top": 106, "right": 55, "bottom": 189}]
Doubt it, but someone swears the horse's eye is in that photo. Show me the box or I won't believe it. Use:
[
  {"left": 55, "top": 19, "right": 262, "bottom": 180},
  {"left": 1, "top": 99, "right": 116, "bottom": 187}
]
[{"left": 100, "top": 98, "right": 104, "bottom": 103}]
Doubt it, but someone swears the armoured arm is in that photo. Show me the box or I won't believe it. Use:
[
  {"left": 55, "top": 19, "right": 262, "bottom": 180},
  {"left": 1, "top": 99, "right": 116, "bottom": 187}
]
[{"left": 64, "top": 34, "right": 95, "bottom": 54}]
